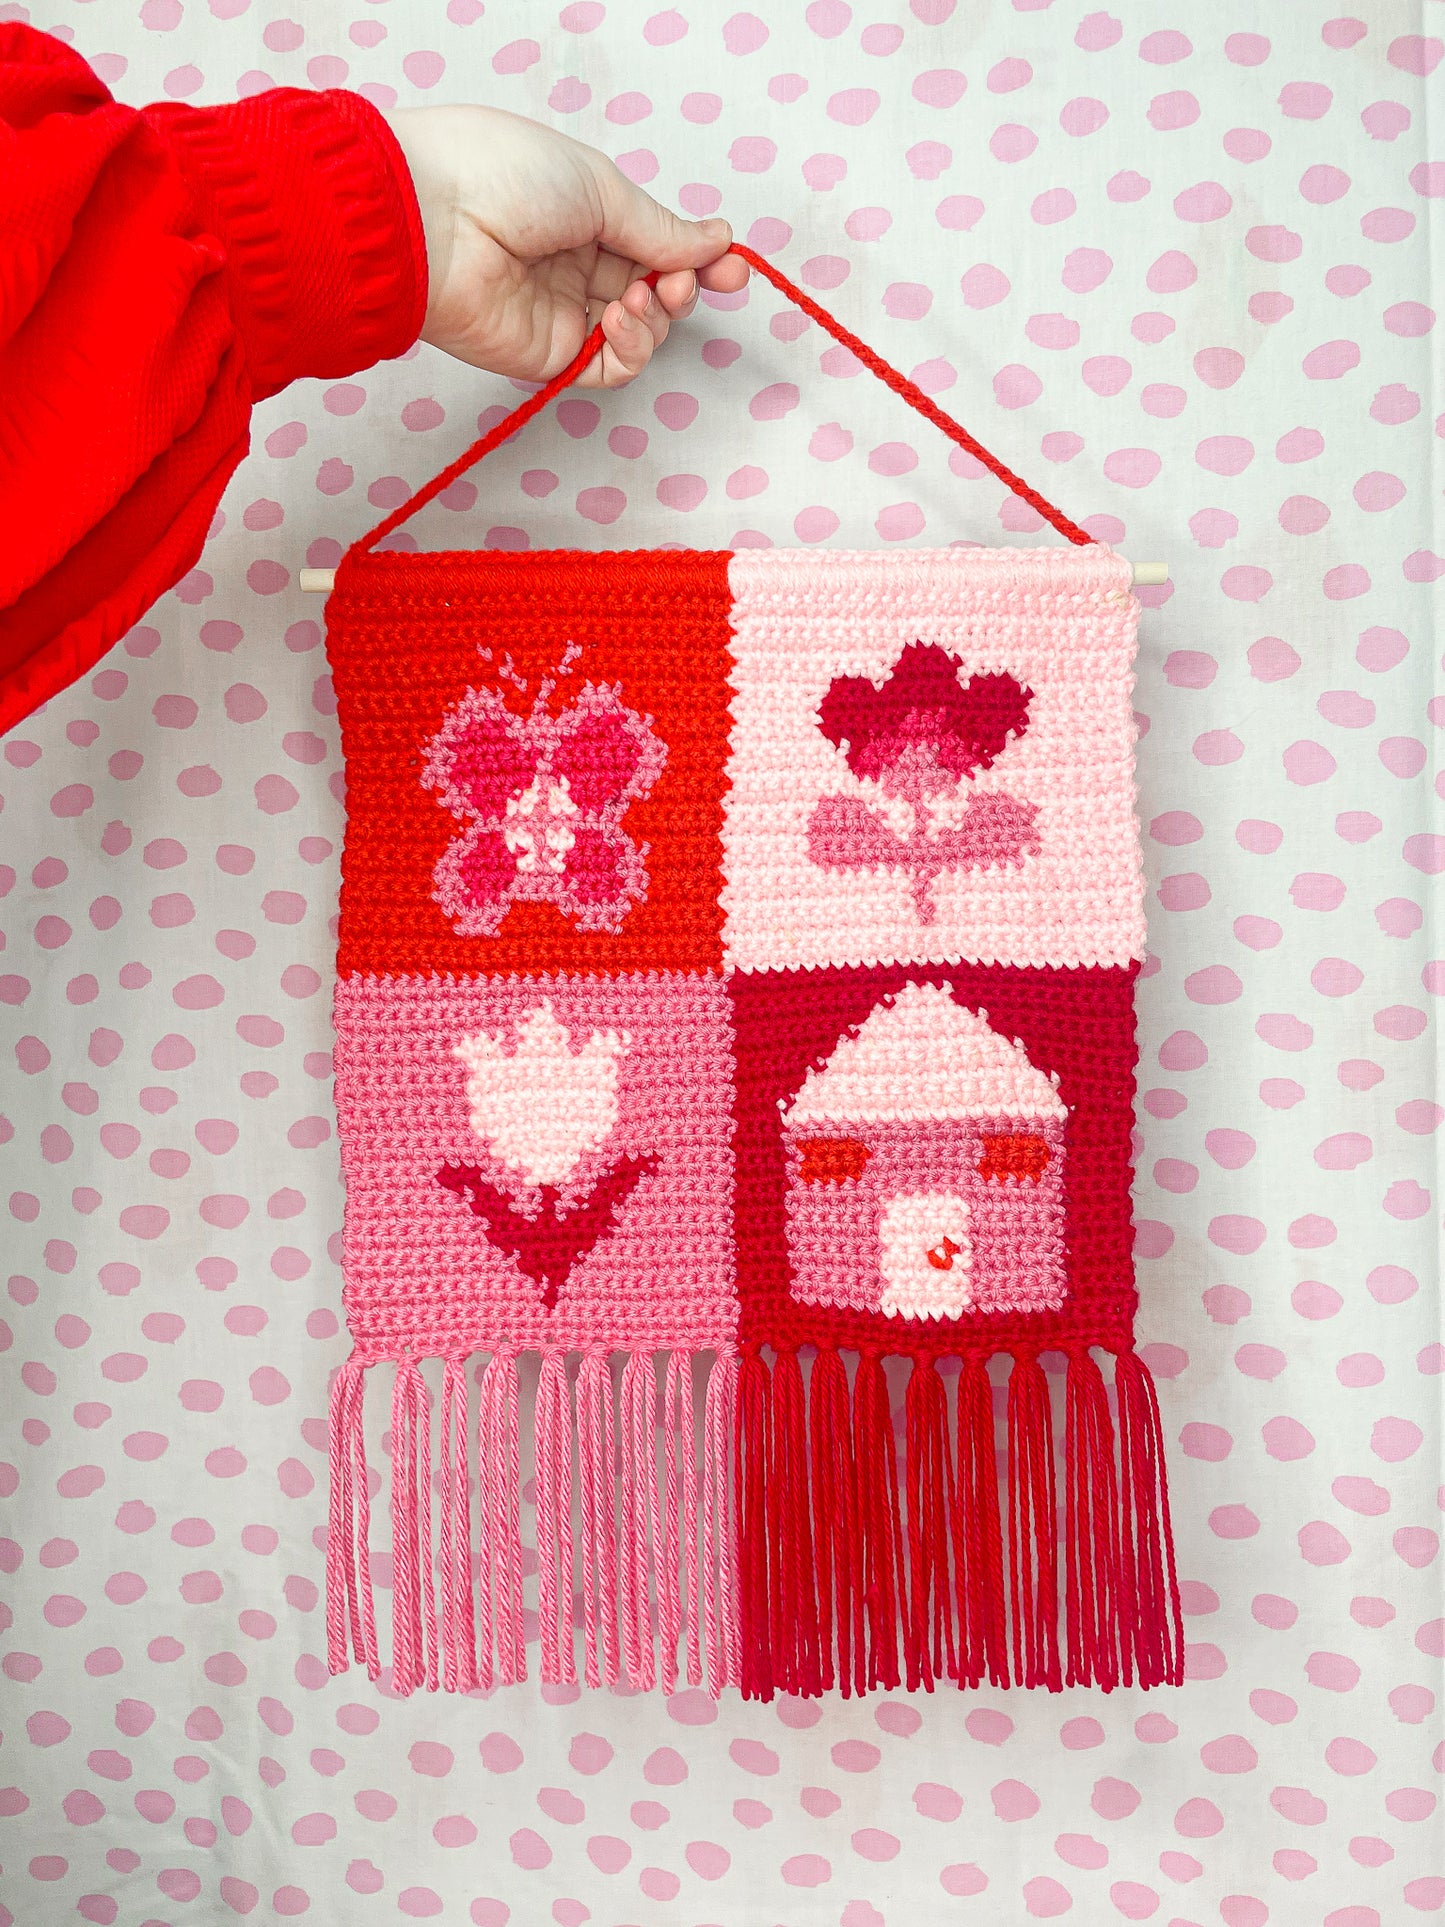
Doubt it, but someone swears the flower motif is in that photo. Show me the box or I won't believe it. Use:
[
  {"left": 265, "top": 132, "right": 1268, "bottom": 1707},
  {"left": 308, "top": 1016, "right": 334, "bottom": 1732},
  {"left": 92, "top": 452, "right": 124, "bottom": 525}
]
[
  {"left": 807, "top": 642, "right": 1040, "bottom": 922},
  {"left": 422, "top": 670, "right": 667, "bottom": 937},
  {"left": 441, "top": 1001, "right": 649, "bottom": 1310},
  {"left": 452, "top": 1001, "right": 627, "bottom": 1189},
  {"left": 819, "top": 641, "right": 1032, "bottom": 796}
]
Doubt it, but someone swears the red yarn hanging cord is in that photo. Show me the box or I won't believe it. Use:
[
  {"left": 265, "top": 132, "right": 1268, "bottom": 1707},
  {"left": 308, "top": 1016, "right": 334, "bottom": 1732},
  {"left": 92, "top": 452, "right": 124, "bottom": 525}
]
[{"left": 351, "top": 241, "right": 1096, "bottom": 558}]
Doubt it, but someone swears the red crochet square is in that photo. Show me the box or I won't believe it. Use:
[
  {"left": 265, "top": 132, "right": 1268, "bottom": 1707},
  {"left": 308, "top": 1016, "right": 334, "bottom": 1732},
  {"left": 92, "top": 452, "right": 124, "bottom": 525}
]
[
  {"left": 728, "top": 960, "right": 1141, "bottom": 1359},
  {"left": 328, "top": 549, "right": 735, "bottom": 977}
]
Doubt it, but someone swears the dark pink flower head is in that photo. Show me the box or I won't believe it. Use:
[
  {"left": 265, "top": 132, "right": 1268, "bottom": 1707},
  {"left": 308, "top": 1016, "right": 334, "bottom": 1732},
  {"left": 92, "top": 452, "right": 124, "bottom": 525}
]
[{"left": 817, "top": 643, "right": 1032, "bottom": 800}]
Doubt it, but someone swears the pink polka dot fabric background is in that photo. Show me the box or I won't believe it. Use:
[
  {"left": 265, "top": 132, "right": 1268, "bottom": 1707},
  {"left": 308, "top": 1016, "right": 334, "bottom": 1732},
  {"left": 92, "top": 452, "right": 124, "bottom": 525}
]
[{"left": 2, "top": 1, "right": 1441, "bottom": 1922}]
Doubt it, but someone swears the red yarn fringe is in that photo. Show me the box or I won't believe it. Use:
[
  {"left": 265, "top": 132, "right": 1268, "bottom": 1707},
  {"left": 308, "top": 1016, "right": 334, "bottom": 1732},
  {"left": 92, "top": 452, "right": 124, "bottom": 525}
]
[
  {"left": 737, "top": 1345, "right": 1183, "bottom": 1700},
  {"left": 327, "top": 1349, "right": 739, "bottom": 1696}
]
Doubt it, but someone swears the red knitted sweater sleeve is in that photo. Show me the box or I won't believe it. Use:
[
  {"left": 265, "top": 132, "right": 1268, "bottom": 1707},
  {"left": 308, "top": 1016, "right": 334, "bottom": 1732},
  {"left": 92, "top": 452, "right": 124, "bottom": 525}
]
[{"left": 0, "top": 23, "right": 427, "bottom": 736}]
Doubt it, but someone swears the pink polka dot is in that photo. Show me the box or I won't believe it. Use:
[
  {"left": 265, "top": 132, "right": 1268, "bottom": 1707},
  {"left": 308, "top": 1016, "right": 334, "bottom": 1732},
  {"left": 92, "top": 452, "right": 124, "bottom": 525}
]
[
  {"left": 642, "top": 1746, "right": 685, "bottom": 1784},
  {"left": 1103, "top": 447, "right": 1161, "bottom": 488},
  {"left": 1279, "top": 493, "right": 1331, "bottom": 534},
  {"left": 1074, "top": 11, "right": 1121, "bottom": 50},
  {"left": 965, "top": 1708, "right": 1014, "bottom": 1745},
  {"left": 794, "top": 506, "right": 840, "bottom": 543},
  {"left": 913, "top": 69, "right": 967, "bottom": 109},
  {"left": 861, "top": 495, "right": 917, "bottom": 539},
  {"left": 1303, "top": 337, "right": 1361, "bottom": 378},
  {"left": 1184, "top": 965, "right": 1243, "bottom": 1005},
  {"left": 781, "top": 1854, "right": 831, "bottom": 1886},
  {"left": 1180, "top": 1422, "right": 1230, "bottom": 1461},
  {"left": 1157, "top": 872, "right": 1210, "bottom": 912},
  {"left": 1222, "top": 564, "right": 1273, "bottom": 603},
  {"left": 1075, "top": 359, "right": 1130, "bottom": 404},
  {"left": 991, "top": 123, "right": 1039, "bottom": 163},
  {"left": 1023, "top": 1876, "right": 1073, "bottom": 1917},
  {"left": 1175, "top": 180, "right": 1232, "bottom": 221},
  {"left": 1276, "top": 428, "right": 1326, "bottom": 470},
  {"left": 914, "top": 1780, "right": 963, "bottom": 1819},
  {"left": 1106, "top": 178, "right": 1150, "bottom": 217},
  {"left": 1305, "top": 1650, "right": 1362, "bottom": 1692},
  {"left": 1195, "top": 434, "right": 1254, "bottom": 475},
  {"left": 1369, "top": 1415, "right": 1421, "bottom": 1462},
  {"left": 1283, "top": 739, "right": 1337, "bottom": 785},
  {"left": 1024, "top": 313, "right": 1078, "bottom": 350},
  {"left": 508, "top": 1827, "right": 550, "bottom": 1869},
  {"left": 960, "top": 264, "right": 1010, "bottom": 309},
  {"left": 827, "top": 87, "right": 879, "bottom": 126},
  {"left": 575, "top": 487, "right": 626, "bottom": 526},
  {"left": 1325, "top": 262, "right": 1371, "bottom": 297},
  {"left": 850, "top": 1828, "right": 898, "bottom": 1862},
  {"left": 993, "top": 365, "right": 1041, "bottom": 410},
  {"left": 939, "top": 1862, "right": 988, "bottom": 1895},
  {"left": 1108, "top": 1882, "right": 1159, "bottom": 1919},
  {"left": 1281, "top": 80, "right": 1333, "bottom": 119},
  {"left": 585, "top": 1826, "right": 631, "bottom": 1873},
  {"left": 1147, "top": 87, "right": 1198, "bottom": 130},
  {"left": 1032, "top": 188, "right": 1076, "bottom": 225},
  {"left": 1361, "top": 203, "right": 1416, "bottom": 244},
  {"left": 1145, "top": 249, "right": 1195, "bottom": 294},
  {"left": 1039, "top": 431, "right": 1084, "bottom": 464}
]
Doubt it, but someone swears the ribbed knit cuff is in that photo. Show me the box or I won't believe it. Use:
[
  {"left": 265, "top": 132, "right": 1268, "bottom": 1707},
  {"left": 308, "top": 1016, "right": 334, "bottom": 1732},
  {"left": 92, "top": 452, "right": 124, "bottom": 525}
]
[{"left": 144, "top": 87, "right": 428, "bottom": 401}]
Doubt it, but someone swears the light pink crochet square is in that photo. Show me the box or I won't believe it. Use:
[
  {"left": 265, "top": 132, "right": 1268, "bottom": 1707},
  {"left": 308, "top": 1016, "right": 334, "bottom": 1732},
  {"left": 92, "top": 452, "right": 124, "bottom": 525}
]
[
  {"left": 720, "top": 546, "right": 1146, "bottom": 974},
  {"left": 333, "top": 972, "right": 738, "bottom": 1355}
]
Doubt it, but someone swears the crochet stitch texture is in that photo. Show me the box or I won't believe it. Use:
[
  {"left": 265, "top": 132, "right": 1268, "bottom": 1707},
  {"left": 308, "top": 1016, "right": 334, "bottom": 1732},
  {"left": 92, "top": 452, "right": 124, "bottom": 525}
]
[{"left": 321, "top": 246, "right": 1183, "bottom": 1702}]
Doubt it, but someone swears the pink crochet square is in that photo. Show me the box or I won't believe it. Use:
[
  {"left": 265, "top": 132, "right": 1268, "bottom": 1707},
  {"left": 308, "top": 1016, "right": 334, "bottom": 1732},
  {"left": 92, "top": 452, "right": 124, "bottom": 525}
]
[
  {"left": 333, "top": 971, "right": 738, "bottom": 1356},
  {"left": 720, "top": 546, "right": 1145, "bottom": 974}
]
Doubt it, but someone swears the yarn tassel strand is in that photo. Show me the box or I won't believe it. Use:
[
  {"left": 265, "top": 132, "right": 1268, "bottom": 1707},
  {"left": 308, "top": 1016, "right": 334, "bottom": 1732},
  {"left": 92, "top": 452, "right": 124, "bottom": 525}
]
[
  {"left": 477, "top": 1351, "right": 525, "bottom": 1686},
  {"left": 326, "top": 1355, "right": 379, "bottom": 1679},
  {"left": 389, "top": 1357, "right": 439, "bottom": 1694},
  {"left": 703, "top": 1349, "right": 741, "bottom": 1697},
  {"left": 904, "top": 1357, "right": 956, "bottom": 1692},
  {"left": 534, "top": 1350, "right": 576, "bottom": 1685},
  {"left": 1114, "top": 1348, "right": 1185, "bottom": 1689},
  {"left": 438, "top": 1357, "right": 476, "bottom": 1693}
]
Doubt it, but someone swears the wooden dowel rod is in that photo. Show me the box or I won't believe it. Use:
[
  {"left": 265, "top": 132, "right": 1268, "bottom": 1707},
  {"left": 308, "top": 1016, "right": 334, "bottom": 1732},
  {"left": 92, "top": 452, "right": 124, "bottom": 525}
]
[{"left": 298, "top": 561, "right": 1170, "bottom": 594}]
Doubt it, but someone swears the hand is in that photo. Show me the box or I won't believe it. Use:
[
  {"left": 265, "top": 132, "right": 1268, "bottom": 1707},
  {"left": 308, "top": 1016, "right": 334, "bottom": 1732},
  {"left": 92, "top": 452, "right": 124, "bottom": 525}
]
[{"left": 384, "top": 104, "right": 748, "bottom": 387}]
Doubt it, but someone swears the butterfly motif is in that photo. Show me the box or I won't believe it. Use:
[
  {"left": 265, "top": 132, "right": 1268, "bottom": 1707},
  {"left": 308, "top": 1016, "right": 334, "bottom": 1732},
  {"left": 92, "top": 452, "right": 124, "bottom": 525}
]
[{"left": 422, "top": 668, "right": 667, "bottom": 938}]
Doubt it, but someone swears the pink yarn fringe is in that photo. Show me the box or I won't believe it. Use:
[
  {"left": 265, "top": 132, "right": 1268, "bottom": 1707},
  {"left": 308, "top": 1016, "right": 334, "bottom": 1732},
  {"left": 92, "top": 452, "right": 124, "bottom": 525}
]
[
  {"left": 477, "top": 1350, "right": 524, "bottom": 1686},
  {"left": 326, "top": 1356, "right": 378, "bottom": 1678},
  {"left": 534, "top": 1351, "right": 576, "bottom": 1685},
  {"left": 327, "top": 1349, "right": 738, "bottom": 1696}
]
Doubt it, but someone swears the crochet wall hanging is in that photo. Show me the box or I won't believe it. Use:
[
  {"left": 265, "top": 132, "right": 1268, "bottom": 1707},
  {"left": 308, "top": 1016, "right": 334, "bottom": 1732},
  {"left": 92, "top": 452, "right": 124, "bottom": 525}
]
[{"left": 321, "top": 243, "right": 1183, "bottom": 1702}]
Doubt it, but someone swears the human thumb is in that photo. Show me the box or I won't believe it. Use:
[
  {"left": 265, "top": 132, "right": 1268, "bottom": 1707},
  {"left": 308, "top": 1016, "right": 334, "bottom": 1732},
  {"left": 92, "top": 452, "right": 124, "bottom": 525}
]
[{"left": 594, "top": 160, "right": 732, "bottom": 268}]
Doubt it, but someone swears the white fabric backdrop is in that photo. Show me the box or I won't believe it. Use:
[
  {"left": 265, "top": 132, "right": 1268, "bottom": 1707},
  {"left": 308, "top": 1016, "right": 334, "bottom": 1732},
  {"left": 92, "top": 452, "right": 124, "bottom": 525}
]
[{"left": 2, "top": 1, "right": 1440, "bottom": 1922}]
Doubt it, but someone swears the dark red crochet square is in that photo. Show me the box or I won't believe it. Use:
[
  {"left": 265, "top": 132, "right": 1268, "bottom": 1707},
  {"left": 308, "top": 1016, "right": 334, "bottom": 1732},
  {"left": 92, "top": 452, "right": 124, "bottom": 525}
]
[
  {"left": 327, "top": 548, "right": 734, "bottom": 977},
  {"left": 728, "top": 960, "right": 1141, "bottom": 1359}
]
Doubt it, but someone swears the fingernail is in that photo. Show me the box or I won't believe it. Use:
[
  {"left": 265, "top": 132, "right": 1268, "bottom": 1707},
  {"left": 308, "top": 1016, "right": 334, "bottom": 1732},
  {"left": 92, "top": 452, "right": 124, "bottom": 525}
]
[{"left": 699, "top": 217, "right": 731, "bottom": 239}]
